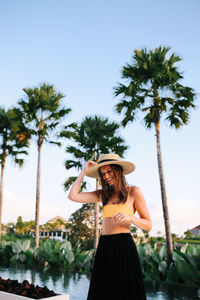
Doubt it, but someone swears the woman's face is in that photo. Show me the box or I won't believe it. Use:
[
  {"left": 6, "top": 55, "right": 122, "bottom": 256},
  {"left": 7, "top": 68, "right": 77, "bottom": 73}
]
[{"left": 99, "top": 165, "right": 115, "bottom": 185}]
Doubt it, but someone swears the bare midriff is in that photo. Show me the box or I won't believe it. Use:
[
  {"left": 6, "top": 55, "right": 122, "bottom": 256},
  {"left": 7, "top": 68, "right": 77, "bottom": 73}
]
[
  {"left": 102, "top": 217, "right": 132, "bottom": 235},
  {"left": 100, "top": 186, "right": 135, "bottom": 235}
]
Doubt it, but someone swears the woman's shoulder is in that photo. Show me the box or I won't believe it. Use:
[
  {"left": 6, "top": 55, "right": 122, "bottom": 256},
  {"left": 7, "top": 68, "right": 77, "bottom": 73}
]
[
  {"left": 128, "top": 185, "right": 140, "bottom": 194},
  {"left": 129, "top": 185, "right": 145, "bottom": 204}
]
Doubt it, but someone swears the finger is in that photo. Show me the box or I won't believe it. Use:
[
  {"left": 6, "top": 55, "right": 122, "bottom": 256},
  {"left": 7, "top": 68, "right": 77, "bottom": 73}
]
[
  {"left": 112, "top": 214, "right": 120, "bottom": 221},
  {"left": 87, "top": 161, "right": 95, "bottom": 167},
  {"left": 114, "top": 215, "right": 125, "bottom": 222},
  {"left": 113, "top": 215, "right": 125, "bottom": 222},
  {"left": 113, "top": 212, "right": 123, "bottom": 218},
  {"left": 88, "top": 161, "right": 97, "bottom": 166},
  {"left": 112, "top": 214, "right": 121, "bottom": 222},
  {"left": 113, "top": 212, "right": 123, "bottom": 219}
]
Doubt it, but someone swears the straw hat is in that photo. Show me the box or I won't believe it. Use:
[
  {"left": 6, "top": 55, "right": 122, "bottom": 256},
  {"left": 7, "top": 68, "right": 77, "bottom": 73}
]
[{"left": 85, "top": 153, "right": 136, "bottom": 179}]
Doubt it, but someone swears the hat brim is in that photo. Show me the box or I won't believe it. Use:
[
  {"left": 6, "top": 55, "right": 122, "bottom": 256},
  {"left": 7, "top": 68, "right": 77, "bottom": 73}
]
[{"left": 85, "top": 161, "right": 136, "bottom": 179}]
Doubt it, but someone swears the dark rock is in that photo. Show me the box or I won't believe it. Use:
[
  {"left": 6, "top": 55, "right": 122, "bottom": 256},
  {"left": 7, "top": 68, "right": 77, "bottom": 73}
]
[{"left": 0, "top": 277, "right": 57, "bottom": 299}]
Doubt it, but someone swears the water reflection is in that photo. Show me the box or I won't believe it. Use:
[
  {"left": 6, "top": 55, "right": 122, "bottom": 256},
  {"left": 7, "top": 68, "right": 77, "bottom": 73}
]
[
  {"left": 0, "top": 266, "right": 199, "bottom": 300},
  {"left": 145, "top": 281, "right": 200, "bottom": 300}
]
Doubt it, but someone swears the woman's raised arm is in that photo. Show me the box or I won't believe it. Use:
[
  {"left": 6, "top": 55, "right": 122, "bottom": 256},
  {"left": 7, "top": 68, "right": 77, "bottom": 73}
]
[{"left": 68, "top": 161, "right": 100, "bottom": 203}]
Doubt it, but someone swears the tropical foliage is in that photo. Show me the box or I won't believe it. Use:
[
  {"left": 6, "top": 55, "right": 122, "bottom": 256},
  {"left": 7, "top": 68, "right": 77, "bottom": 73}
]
[
  {"left": 0, "top": 237, "right": 199, "bottom": 287},
  {"left": 138, "top": 241, "right": 200, "bottom": 287},
  {"left": 114, "top": 46, "right": 196, "bottom": 264},
  {"left": 0, "top": 237, "right": 94, "bottom": 273}
]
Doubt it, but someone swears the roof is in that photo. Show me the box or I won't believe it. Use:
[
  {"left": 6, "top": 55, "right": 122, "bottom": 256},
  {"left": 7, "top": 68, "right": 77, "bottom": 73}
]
[
  {"left": 47, "top": 216, "right": 67, "bottom": 224},
  {"left": 190, "top": 225, "right": 200, "bottom": 231}
]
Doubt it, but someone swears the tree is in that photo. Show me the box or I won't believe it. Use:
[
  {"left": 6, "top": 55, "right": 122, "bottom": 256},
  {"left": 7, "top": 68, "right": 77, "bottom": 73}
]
[
  {"left": 0, "top": 106, "right": 29, "bottom": 240},
  {"left": 184, "top": 230, "right": 192, "bottom": 239},
  {"left": 4, "top": 222, "right": 15, "bottom": 234},
  {"left": 15, "top": 216, "right": 25, "bottom": 234},
  {"left": 114, "top": 46, "right": 196, "bottom": 264},
  {"left": 67, "top": 203, "right": 96, "bottom": 250},
  {"left": 41, "top": 218, "right": 66, "bottom": 232},
  {"left": 18, "top": 83, "right": 73, "bottom": 247},
  {"left": 23, "top": 220, "right": 35, "bottom": 234},
  {"left": 63, "top": 115, "right": 128, "bottom": 251}
]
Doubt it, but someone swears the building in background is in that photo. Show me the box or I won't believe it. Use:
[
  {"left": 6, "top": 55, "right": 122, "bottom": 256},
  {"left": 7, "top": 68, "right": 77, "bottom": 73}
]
[
  {"left": 189, "top": 225, "right": 200, "bottom": 237},
  {"left": 28, "top": 216, "right": 69, "bottom": 242}
]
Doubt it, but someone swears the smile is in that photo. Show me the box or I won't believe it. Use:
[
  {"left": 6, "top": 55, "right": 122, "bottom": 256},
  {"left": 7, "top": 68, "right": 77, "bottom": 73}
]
[{"left": 106, "top": 178, "right": 113, "bottom": 184}]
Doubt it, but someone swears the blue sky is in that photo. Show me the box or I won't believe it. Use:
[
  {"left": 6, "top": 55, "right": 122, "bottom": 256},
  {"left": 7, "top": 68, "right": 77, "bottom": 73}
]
[{"left": 0, "top": 0, "right": 200, "bottom": 236}]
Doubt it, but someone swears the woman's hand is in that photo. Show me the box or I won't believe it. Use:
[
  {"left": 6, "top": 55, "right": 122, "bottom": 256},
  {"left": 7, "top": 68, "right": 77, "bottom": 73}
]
[
  {"left": 112, "top": 212, "right": 132, "bottom": 227},
  {"left": 83, "top": 161, "right": 97, "bottom": 173}
]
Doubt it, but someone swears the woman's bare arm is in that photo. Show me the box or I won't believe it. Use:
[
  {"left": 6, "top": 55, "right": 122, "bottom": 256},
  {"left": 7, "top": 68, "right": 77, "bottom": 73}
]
[
  {"left": 112, "top": 186, "right": 152, "bottom": 231},
  {"left": 68, "top": 161, "right": 100, "bottom": 203},
  {"left": 131, "top": 186, "right": 152, "bottom": 231}
]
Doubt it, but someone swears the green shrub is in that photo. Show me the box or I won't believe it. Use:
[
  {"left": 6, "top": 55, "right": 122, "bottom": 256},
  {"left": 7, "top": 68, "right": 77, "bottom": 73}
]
[{"left": 1, "top": 236, "right": 200, "bottom": 287}]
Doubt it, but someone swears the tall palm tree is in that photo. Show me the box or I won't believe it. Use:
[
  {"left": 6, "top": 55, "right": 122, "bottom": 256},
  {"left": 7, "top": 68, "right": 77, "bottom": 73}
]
[
  {"left": 0, "top": 106, "right": 29, "bottom": 240},
  {"left": 114, "top": 46, "right": 196, "bottom": 264},
  {"left": 63, "top": 115, "right": 128, "bottom": 252},
  {"left": 18, "top": 83, "right": 73, "bottom": 247}
]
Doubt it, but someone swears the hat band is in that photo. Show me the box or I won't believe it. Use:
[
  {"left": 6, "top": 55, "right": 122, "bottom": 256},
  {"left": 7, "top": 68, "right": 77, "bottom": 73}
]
[{"left": 98, "top": 159, "right": 118, "bottom": 164}]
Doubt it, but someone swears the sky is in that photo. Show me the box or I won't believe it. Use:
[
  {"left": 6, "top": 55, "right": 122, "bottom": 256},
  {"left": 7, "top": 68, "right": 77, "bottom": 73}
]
[{"left": 0, "top": 0, "right": 200, "bottom": 237}]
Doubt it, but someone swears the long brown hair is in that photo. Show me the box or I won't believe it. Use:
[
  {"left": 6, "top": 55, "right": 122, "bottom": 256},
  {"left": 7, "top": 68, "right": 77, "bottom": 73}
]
[{"left": 98, "top": 164, "right": 128, "bottom": 206}]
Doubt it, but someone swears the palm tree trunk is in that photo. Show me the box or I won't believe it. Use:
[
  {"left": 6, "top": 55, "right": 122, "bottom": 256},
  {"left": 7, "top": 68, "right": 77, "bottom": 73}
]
[
  {"left": 94, "top": 179, "right": 99, "bottom": 253},
  {"left": 34, "top": 142, "right": 42, "bottom": 247},
  {"left": 155, "top": 123, "right": 173, "bottom": 265},
  {"left": 0, "top": 158, "right": 5, "bottom": 241}
]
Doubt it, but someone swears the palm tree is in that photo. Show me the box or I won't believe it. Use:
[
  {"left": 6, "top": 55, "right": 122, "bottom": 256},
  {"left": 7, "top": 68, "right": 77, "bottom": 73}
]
[
  {"left": 18, "top": 83, "right": 73, "bottom": 247},
  {"left": 63, "top": 115, "right": 128, "bottom": 252},
  {"left": 114, "top": 46, "right": 196, "bottom": 264},
  {"left": 0, "top": 106, "right": 29, "bottom": 240}
]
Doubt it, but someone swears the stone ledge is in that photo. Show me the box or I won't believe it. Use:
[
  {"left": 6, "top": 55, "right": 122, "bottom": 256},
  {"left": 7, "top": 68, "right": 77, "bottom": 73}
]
[{"left": 0, "top": 291, "right": 69, "bottom": 300}]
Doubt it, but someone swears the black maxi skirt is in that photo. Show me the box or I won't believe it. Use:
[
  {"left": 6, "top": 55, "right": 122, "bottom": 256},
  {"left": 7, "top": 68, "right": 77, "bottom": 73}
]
[{"left": 87, "top": 233, "right": 146, "bottom": 300}]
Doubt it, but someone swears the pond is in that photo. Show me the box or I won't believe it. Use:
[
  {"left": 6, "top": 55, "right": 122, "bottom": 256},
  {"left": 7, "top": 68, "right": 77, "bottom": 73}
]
[{"left": 0, "top": 266, "right": 199, "bottom": 300}]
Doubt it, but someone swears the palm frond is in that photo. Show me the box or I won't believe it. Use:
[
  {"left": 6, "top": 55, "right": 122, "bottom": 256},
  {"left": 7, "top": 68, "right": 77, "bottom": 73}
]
[
  {"left": 65, "top": 160, "right": 82, "bottom": 170},
  {"left": 66, "top": 146, "right": 86, "bottom": 159},
  {"left": 14, "top": 158, "right": 24, "bottom": 167},
  {"left": 47, "top": 140, "right": 62, "bottom": 147},
  {"left": 114, "top": 46, "right": 196, "bottom": 129},
  {"left": 64, "top": 176, "right": 87, "bottom": 191}
]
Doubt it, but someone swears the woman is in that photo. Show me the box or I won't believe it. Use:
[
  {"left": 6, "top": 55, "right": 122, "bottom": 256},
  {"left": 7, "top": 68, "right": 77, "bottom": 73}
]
[{"left": 68, "top": 153, "right": 152, "bottom": 300}]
